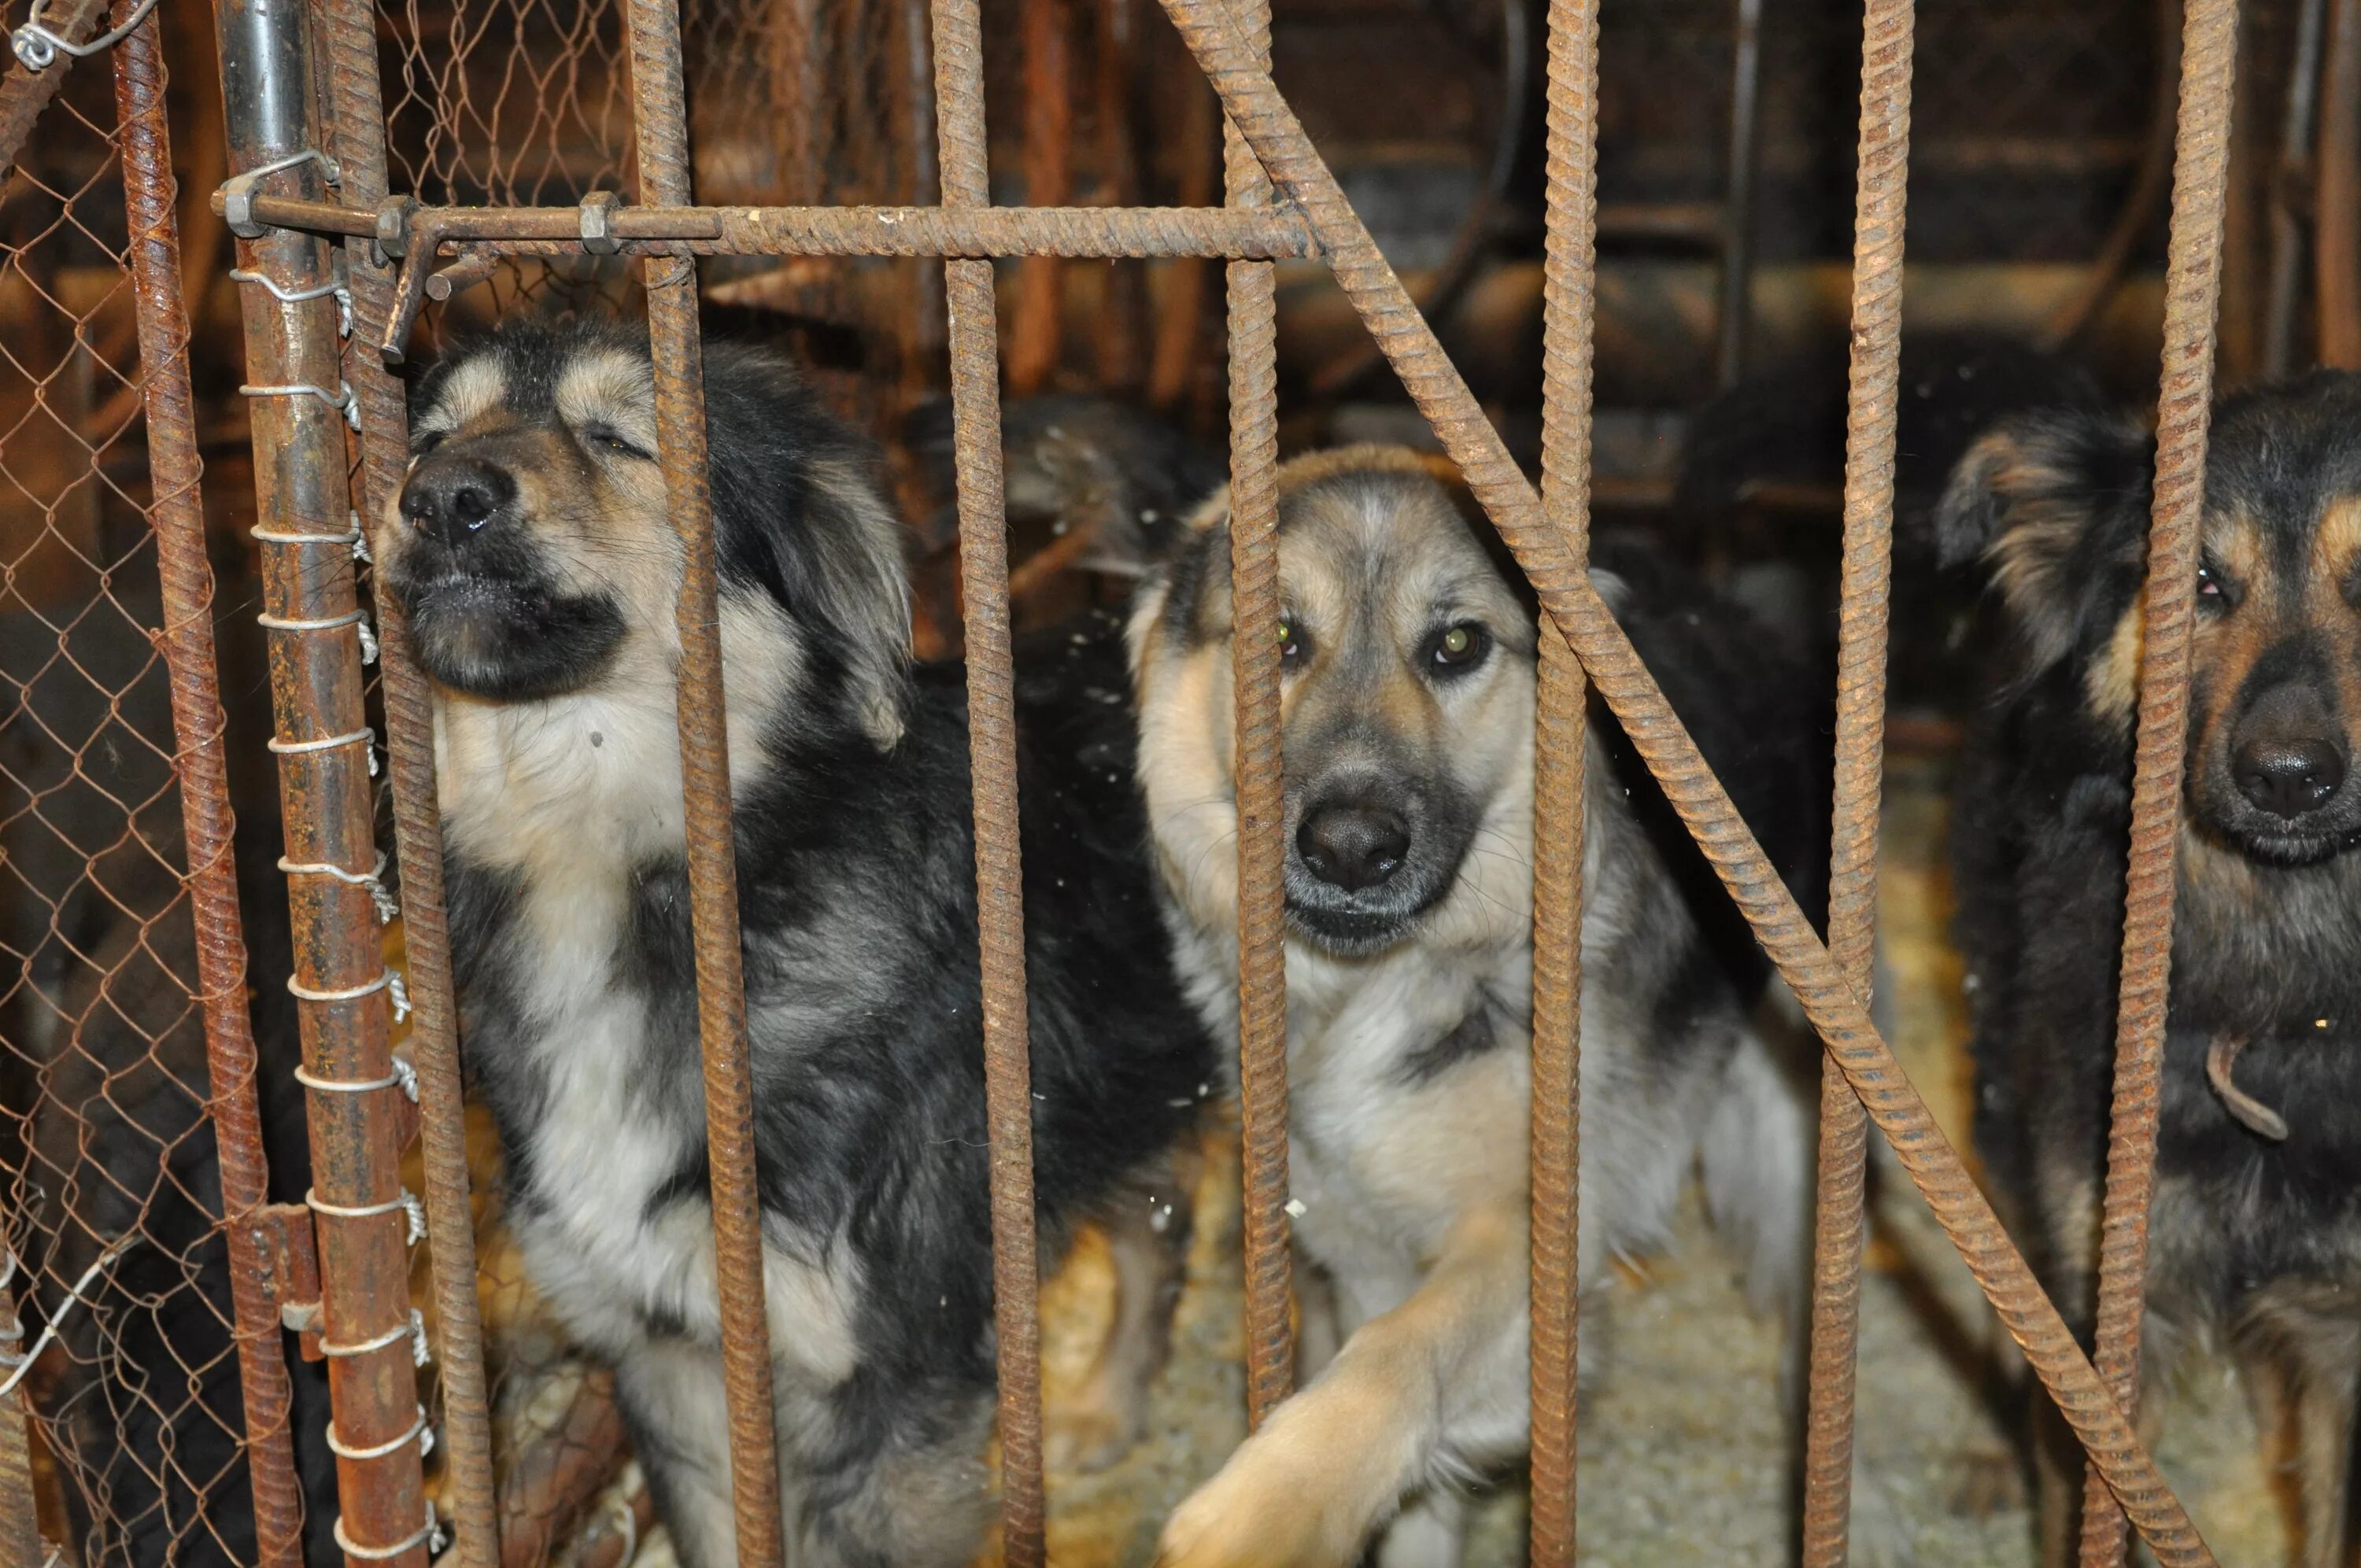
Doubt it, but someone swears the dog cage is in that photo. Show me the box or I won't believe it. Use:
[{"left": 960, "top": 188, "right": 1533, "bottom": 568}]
[{"left": 0, "top": 0, "right": 2343, "bottom": 1561}]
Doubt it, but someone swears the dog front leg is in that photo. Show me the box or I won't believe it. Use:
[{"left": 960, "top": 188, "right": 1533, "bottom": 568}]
[{"left": 1155, "top": 1201, "right": 1528, "bottom": 1568}]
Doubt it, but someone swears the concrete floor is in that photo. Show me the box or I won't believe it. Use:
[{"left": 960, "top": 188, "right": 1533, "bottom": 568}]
[{"left": 615, "top": 754, "right": 2293, "bottom": 1567}]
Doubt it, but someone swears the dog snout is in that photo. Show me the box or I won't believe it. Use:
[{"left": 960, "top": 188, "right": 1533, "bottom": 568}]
[
  {"left": 1295, "top": 802, "right": 1411, "bottom": 892},
  {"left": 2234, "top": 735, "right": 2346, "bottom": 818},
  {"left": 401, "top": 454, "right": 516, "bottom": 546}
]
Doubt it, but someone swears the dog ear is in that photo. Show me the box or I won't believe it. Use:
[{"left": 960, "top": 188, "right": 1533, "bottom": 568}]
[{"left": 1935, "top": 411, "right": 2150, "bottom": 672}]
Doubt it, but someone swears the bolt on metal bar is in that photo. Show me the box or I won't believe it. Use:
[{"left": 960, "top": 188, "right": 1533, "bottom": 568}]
[
  {"left": 214, "top": 0, "right": 433, "bottom": 1557},
  {"left": 1528, "top": 0, "right": 1599, "bottom": 1558},
  {"left": 116, "top": 1, "right": 306, "bottom": 1561},
  {"left": 2079, "top": 0, "right": 2240, "bottom": 1562},
  {"left": 1154, "top": 3, "right": 2215, "bottom": 1556},
  {"left": 1801, "top": 1, "right": 1912, "bottom": 1562},
  {"left": 1223, "top": 0, "right": 1291, "bottom": 1434},
  {"left": 929, "top": 0, "right": 1046, "bottom": 1558},
  {"left": 309, "top": 0, "right": 500, "bottom": 1555},
  {"left": 620, "top": 0, "right": 789, "bottom": 1562}
]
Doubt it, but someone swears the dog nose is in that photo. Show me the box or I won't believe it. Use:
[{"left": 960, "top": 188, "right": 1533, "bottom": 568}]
[
  {"left": 2234, "top": 736, "right": 2346, "bottom": 818},
  {"left": 400, "top": 456, "right": 515, "bottom": 546},
  {"left": 1296, "top": 805, "right": 1410, "bottom": 892}
]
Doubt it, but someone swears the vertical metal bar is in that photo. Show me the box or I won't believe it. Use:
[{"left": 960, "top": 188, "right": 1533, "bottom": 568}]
[
  {"left": 2079, "top": 1, "right": 2239, "bottom": 1562},
  {"left": 1221, "top": 0, "right": 1291, "bottom": 1434},
  {"left": 310, "top": 0, "right": 499, "bottom": 1555},
  {"left": 118, "top": 3, "right": 306, "bottom": 1562},
  {"left": 1011, "top": 0, "right": 1073, "bottom": 394},
  {"left": 929, "top": 1, "right": 1046, "bottom": 1560},
  {"left": 2315, "top": 0, "right": 2360, "bottom": 366},
  {"left": 621, "top": 1, "right": 788, "bottom": 1562},
  {"left": 1528, "top": 0, "right": 1599, "bottom": 1557},
  {"left": 214, "top": 0, "right": 431, "bottom": 1557},
  {"left": 1716, "top": 0, "right": 1762, "bottom": 390},
  {"left": 1147, "top": 68, "right": 1219, "bottom": 411},
  {"left": 1800, "top": 2, "right": 1912, "bottom": 1562},
  {"left": 2265, "top": 0, "right": 2326, "bottom": 377},
  {"left": 0, "top": 1252, "right": 40, "bottom": 1568},
  {"left": 1093, "top": 0, "right": 1144, "bottom": 389}
]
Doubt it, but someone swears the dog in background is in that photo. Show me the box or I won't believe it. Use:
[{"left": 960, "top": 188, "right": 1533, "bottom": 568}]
[
  {"left": 1938, "top": 370, "right": 2361, "bottom": 1565},
  {"left": 1129, "top": 446, "right": 1831, "bottom": 1566},
  {"left": 375, "top": 315, "right": 1215, "bottom": 1568}
]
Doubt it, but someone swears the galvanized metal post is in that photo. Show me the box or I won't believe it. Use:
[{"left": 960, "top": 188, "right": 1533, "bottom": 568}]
[
  {"left": 215, "top": 0, "right": 434, "bottom": 1557},
  {"left": 120, "top": 0, "right": 308, "bottom": 1559},
  {"left": 1528, "top": 0, "right": 1599, "bottom": 1557},
  {"left": 620, "top": 0, "right": 789, "bottom": 1561},
  {"left": 929, "top": 0, "right": 1047, "bottom": 1558}
]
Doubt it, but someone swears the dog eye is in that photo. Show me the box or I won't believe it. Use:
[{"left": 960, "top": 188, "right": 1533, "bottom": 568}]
[
  {"left": 2197, "top": 563, "right": 2224, "bottom": 602},
  {"left": 579, "top": 422, "right": 651, "bottom": 460},
  {"left": 1426, "top": 623, "right": 1492, "bottom": 673},
  {"left": 1277, "top": 619, "right": 1310, "bottom": 666},
  {"left": 413, "top": 430, "right": 447, "bottom": 455}
]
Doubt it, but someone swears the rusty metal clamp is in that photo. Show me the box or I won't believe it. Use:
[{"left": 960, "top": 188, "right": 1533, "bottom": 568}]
[{"left": 10, "top": 0, "right": 158, "bottom": 69}]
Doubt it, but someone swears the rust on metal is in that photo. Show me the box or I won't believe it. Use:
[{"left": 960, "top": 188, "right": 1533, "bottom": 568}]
[
  {"left": 1155, "top": 2, "right": 2215, "bottom": 1557},
  {"left": 312, "top": 0, "right": 501, "bottom": 1553},
  {"left": 253, "top": 1202, "right": 326, "bottom": 1358},
  {"left": 0, "top": 1211, "right": 39, "bottom": 1568},
  {"left": 116, "top": 2, "right": 307, "bottom": 1556},
  {"left": 623, "top": 0, "right": 789, "bottom": 1562},
  {"left": 2317, "top": 0, "right": 2361, "bottom": 365},
  {"left": 0, "top": 0, "right": 105, "bottom": 189},
  {"left": 1802, "top": 0, "right": 1913, "bottom": 1561},
  {"left": 1528, "top": 0, "right": 1600, "bottom": 1558},
  {"left": 1011, "top": 0, "right": 1073, "bottom": 393},
  {"left": 2080, "top": 0, "right": 2240, "bottom": 1562},
  {"left": 215, "top": 0, "right": 434, "bottom": 1556},
  {"left": 1222, "top": 0, "right": 1291, "bottom": 1435},
  {"left": 930, "top": 0, "right": 1046, "bottom": 1557},
  {"left": 1147, "top": 67, "right": 1221, "bottom": 411}
]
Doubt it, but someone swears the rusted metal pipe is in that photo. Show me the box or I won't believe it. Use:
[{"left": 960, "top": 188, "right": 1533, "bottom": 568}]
[
  {"left": 214, "top": 0, "right": 433, "bottom": 1557},
  {"left": 621, "top": 0, "right": 787, "bottom": 1562},
  {"left": 2315, "top": 0, "right": 2360, "bottom": 365},
  {"left": 930, "top": 0, "right": 1045, "bottom": 1561},
  {"left": 1528, "top": 0, "right": 1600, "bottom": 1559},
  {"left": 1222, "top": 0, "right": 1291, "bottom": 1435},
  {"left": 1010, "top": 0, "right": 1073, "bottom": 393},
  {"left": 1147, "top": 66, "right": 1221, "bottom": 411},
  {"left": 311, "top": 0, "right": 500, "bottom": 1556},
  {"left": 1801, "top": 2, "right": 1912, "bottom": 1562},
  {"left": 118, "top": 1, "right": 305, "bottom": 1561},
  {"left": 0, "top": 0, "right": 105, "bottom": 190},
  {"left": 2079, "top": 0, "right": 2241, "bottom": 1562},
  {"left": 1155, "top": 4, "right": 2215, "bottom": 1558},
  {"left": 0, "top": 1235, "right": 41, "bottom": 1568}
]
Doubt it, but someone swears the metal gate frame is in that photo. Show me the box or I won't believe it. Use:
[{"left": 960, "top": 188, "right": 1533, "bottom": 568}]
[{"left": 198, "top": 0, "right": 2244, "bottom": 1562}]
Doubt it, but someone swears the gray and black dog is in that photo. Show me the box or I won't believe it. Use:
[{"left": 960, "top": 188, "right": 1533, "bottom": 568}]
[{"left": 376, "top": 315, "right": 1214, "bottom": 1568}]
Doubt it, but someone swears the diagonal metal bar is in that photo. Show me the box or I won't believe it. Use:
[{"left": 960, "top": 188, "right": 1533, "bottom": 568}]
[
  {"left": 2080, "top": 0, "right": 2240, "bottom": 1561},
  {"left": 620, "top": 0, "right": 787, "bottom": 1563},
  {"left": 1803, "top": 2, "right": 1912, "bottom": 1561},
  {"left": 1221, "top": 0, "right": 1291, "bottom": 1435},
  {"left": 929, "top": 1, "right": 1047, "bottom": 1561},
  {"left": 1528, "top": 0, "right": 1599, "bottom": 1560},
  {"left": 1152, "top": 1, "right": 2215, "bottom": 1559}
]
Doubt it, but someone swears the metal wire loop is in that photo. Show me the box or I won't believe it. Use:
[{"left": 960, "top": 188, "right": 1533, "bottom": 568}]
[
  {"left": 325, "top": 1403, "right": 431, "bottom": 1462},
  {"left": 9, "top": 0, "right": 161, "bottom": 69},
  {"left": 279, "top": 850, "right": 398, "bottom": 924},
  {"left": 291, "top": 1061, "right": 401, "bottom": 1094},
  {"left": 266, "top": 725, "right": 378, "bottom": 777},
  {"left": 305, "top": 1187, "right": 427, "bottom": 1244},
  {"left": 332, "top": 1503, "right": 442, "bottom": 1563},
  {"left": 238, "top": 378, "right": 360, "bottom": 431},
  {"left": 228, "top": 264, "right": 353, "bottom": 338}
]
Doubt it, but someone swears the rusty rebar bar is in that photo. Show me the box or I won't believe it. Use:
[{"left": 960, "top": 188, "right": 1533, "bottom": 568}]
[
  {"left": 214, "top": 0, "right": 431, "bottom": 1557},
  {"left": 116, "top": 5, "right": 305, "bottom": 1563},
  {"left": 311, "top": 0, "right": 500, "bottom": 1555},
  {"left": 1155, "top": 4, "right": 2215, "bottom": 1557},
  {"left": 0, "top": 0, "right": 105, "bottom": 190},
  {"left": 2316, "top": 0, "right": 2360, "bottom": 365},
  {"left": 930, "top": 0, "right": 1044, "bottom": 1559},
  {"left": 1221, "top": 0, "right": 1291, "bottom": 1435},
  {"left": 2079, "top": 0, "right": 2240, "bottom": 1562},
  {"left": 1801, "top": 2, "right": 1912, "bottom": 1562},
  {"left": 1010, "top": 0, "right": 1073, "bottom": 394},
  {"left": 1528, "top": 0, "right": 1599, "bottom": 1559},
  {"left": 622, "top": 1, "right": 787, "bottom": 1562}
]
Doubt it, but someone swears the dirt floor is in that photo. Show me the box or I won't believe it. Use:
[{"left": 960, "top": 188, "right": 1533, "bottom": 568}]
[{"left": 629, "top": 752, "right": 2292, "bottom": 1566}]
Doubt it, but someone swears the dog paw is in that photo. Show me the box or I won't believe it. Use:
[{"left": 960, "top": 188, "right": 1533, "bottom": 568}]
[{"left": 1154, "top": 1432, "right": 1373, "bottom": 1568}]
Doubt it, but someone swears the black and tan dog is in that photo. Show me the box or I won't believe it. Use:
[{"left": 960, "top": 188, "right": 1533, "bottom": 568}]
[
  {"left": 1129, "top": 446, "right": 1834, "bottom": 1565},
  {"left": 375, "top": 315, "right": 1214, "bottom": 1568},
  {"left": 1940, "top": 371, "right": 2361, "bottom": 1565}
]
